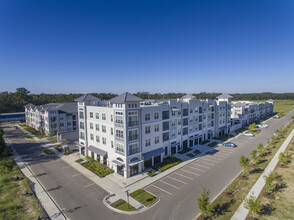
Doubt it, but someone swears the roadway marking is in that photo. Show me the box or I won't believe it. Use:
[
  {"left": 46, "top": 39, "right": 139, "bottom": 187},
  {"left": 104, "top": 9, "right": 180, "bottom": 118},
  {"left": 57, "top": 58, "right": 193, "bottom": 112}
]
[
  {"left": 84, "top": 183, "right": 95, "bottom": 188},
  {"left": 160, "top": 180, "right": 180, "bottom": 189},
  {"left": 71, "top": 173, "right": 81, "bottom": 178},
  {"left": 217, "top": 151, "right": 231, "bottom": 156},
  {"left": 151, "top": 184, "right": 172, "bottom": 195},
  {"left": 166, "top": 176, "right": 187, "bottom": 184},
  {"left": 186, "top": 166, "right": 205, "bottom": 172},
  {"left": 200, "top": 161, "right": 215, "bottom": 166},
  {"left": 193, "top": 163, "right": 210, "bottom": 169},
  {"left": 208, "top": 156, "right": 223, "bottom": 161},
  {"left": 174, "top": 172, "right": 193, "bottom": 180},
  {"left": 201, "top": 158, "right": 219, "bottom": 163},
  {"left": 213, "top": 154, "right": 226, "bottom": 158},
  {"left": 61, "top": 165, "right": 71, "bottom": 169},
  {"left": 181, "top": 169, "right": 200, "bottom": 176},
  {"left": 220, "top": 147, "right": 235, "bottom": 152}
]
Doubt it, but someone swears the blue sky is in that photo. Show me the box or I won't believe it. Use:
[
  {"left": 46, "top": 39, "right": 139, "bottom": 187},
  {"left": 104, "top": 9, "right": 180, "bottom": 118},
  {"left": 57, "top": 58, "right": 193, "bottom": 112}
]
[{"left": 0, "top": 0, "right": 293, "bottom": 94}]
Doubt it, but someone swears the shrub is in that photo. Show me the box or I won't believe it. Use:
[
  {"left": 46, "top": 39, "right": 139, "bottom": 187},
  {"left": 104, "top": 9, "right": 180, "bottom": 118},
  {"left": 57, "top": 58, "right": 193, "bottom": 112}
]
[
  {"left": 153, "top": 157, "right": 182, "bottom": 172},
  {"left": 147, "top": 171, "right": 156, "bottom": 177},
  {"left": 43, "top": 149, "right": 55, "bottom": 155},
  {"left": 64, "top": 150, "right": 73, "bottom": 155},
  {"left": 54, "top": 145, "right": 63, "bottom": 152},
  {"left": 81, "top": 157, "right": 114, "bottom": 177},
  {"left": 186, "top": 153, "right": 194, "bottom": 158},
  {"left": 193, "top": 149, "right": 201, "bottom": 155},
  {"left": 208, "top": 141, "right": 218, "bottom": 147},
  {"left": 75, "top": 158, "right": 84, "bottom": 163},
  {"left": 201, "top": 140, "right": 210, "bottom": 145}
]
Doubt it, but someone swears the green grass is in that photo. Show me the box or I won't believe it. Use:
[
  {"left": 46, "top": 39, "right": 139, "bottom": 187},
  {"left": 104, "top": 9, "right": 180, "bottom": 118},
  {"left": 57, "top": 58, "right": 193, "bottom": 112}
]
[
  {"left": 130, "top": 189, "right": 157, "bottom": 207},
  {"left": 147, "top": 171, "right": 156, "bottom": 177},
  {"left": 43, "top": 149, "right": 55, "bottom": 155},
  {"left": 64, "top": 149, "right": 73, "bottom": 155},
  {"left": 53, "top": 144, "right": 63, "bottom": 152},
  {"left": 215, "top": 134, "right": 234, "bottom": 141},
  {"left": 152, "top": 156, "right": 182, "bottom": 172},
  {"left": 111, "top": 199, "right": 136, "bottom": 211},
  {"left": 75, "top": 158, "right": 84, "bottom": 163},
  {"left": 18, "top": 124, "right": 47, "bottom": 139},
  {"left": 208, "top": 141, "right": 218, "bottom": 147},
  {"left": 193, "top": 149, "right": 201, "bottom": 155},
  {"left": 234, "top": 127, "right": 247, "bottom": 134},
  {"left": 81, "top": 157, "right": 114, "bottom": 177},
  {"left": 25, "top": 136, "right": 33, "bottom": 140},
  {"left": 207, "top": 118, "right": 294, "bottom": 220},
  {"left": 186, "top": 153, "right": 195, "bottom": 158}
]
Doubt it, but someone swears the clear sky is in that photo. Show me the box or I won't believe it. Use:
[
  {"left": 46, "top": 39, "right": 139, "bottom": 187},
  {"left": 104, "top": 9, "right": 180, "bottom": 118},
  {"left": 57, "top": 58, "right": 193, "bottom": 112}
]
[{"left": 0, "top": 0, "right": 293, "bottom": 94}]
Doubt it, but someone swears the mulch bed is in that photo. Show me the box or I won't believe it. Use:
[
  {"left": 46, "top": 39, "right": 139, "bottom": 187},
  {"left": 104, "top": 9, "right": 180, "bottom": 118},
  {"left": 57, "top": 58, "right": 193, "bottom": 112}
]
[
  {"left": 196, "top": 215, "right": 212, "bottom": 220},
  {"left": 261, "top": 192, "right": 275, "bottom": 199},
  {"left": 279, "top": 164, "right": 289, "bottom": 168},
  {"left": 222, "top": 191, "right": 234, "bottom": 198},
  {"left": 238, "top": 175, "right": 249, "bottom": 180}
]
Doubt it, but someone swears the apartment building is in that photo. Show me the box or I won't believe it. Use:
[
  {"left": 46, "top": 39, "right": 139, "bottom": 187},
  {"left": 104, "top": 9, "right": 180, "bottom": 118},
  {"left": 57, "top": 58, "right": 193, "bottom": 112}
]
[
  {"left": 231, "top": 100, "right": 274, "bottom": 127},
  {"left": 24, "top": 103, "right": 78, "bottom": 135},
  {"left": 76, "top": 93, "right": 232, "bottom": 178}
]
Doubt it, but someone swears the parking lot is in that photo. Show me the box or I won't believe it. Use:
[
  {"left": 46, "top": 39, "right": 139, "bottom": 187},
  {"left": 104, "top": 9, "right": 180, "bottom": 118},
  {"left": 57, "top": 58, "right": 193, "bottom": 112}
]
[{"left": 145, "top": 145, "right": 238, "bottom": 198}]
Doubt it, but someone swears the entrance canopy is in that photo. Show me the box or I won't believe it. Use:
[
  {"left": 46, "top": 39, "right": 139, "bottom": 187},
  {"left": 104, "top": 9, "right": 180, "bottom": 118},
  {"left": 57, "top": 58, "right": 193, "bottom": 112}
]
[
  {"left": 112, "top": 160, "right": 124, "bottom": 166},
  {"left": 88, "top": 145, "right": 107, "bottom": 157},
  {"left": 129, "top": 159, "right": 143, "bottom": 166},
  {"left": 142, "top": 148, "right": 164, "bottom": 159}
]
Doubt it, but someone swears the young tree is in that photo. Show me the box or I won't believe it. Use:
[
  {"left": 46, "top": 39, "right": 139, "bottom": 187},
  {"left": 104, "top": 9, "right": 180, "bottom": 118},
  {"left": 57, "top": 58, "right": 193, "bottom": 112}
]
[
  {"left": 239, "top": 156, "right": 250, "bottom": 177},
  {"left": 250, "top": 150, "right": 258, "bottom": 165},
  {"left": 197, "top": 187, "right": 212, "bottom": 220},
  {"left": 249, "top": 123, "right": 256, "bottom": 132},
  {"left": 244, "top": 195, "right": 261, "bottom": 220},
  {"left": 279, "top": 152, "right": 286, "bottom": 166},
  {"left": 264, "top": 173, "right": 276, "bottom": 195},
  {"left": 257, "top": 143, "right": 265, "bottom": 157}
]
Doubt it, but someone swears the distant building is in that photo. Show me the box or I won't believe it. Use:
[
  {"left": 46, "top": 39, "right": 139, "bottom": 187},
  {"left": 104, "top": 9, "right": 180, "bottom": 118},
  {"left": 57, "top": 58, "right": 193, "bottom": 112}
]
[
  {"left": 24, "top": 103, "right": 78, "bottom": 136},
  {"left": 76, "top": 92, "right": 232, "bottom": 178},
  {"left": 0, "top": 112, "right": 25, "bottom": 122},
  {"left": 231, "top": 100, "right": 274, "bottom": 128}
]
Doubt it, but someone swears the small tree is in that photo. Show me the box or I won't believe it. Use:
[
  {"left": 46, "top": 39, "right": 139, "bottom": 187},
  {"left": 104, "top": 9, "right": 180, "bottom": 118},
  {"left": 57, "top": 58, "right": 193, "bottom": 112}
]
[
  {"left": 257, "top": 143, "right": 265, "bottom": 157},
  {"left": 279, "top": 152, "right": 286, "bottom": 166},
  {"left": 197, "top": 187, "right": 212, "bottom": 220},
  {"left": 250, "top": 150, "right": 258, "bottom": 165},
  {"left": 239, "top": 156, "right": 250, "bottom": 177},
  {"left": 249, "top": 123, "right": 256, "bottom": 132},
  {"left": 244, "top": 195, "right": 261, "bottom": 220},
  {"left": 264, "top": 173, "right": 276, "bottom": 195}
]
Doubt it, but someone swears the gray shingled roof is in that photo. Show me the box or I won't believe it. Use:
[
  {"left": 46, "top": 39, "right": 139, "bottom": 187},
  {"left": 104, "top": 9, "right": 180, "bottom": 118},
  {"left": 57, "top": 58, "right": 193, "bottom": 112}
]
[
  {"left": 109, "top": 92, "right": 143, "bottom": 103},
  {"left": 37, "top": 103, "right": 77, "bottom": 113},
  {"left": 216, "top": 94, "right": 233, "bottom": 99},
  {"left": 232, "top": 102, "right": 247, "bottom": 107},
  {"left": 24, "top": 103, "right": 35, "bottom": 108},
  {"left": 74, "top": 94, "right": 100, "bottom": 102},
  {"left": 181, "top": 94, "right": 196, "bottom": 99}
]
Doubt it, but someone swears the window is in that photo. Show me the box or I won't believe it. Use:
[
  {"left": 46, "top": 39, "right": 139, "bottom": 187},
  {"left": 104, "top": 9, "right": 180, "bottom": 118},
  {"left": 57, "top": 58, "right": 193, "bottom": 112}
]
[
  {"left": 171, "top": 110, "right": 176, "bottom": 116},
  {"left": 145, "top": 126, "right": 150, "bottom": 134},
  {"left": 115, "top": 112, "right": 123, "bottom": 124},
  {"left": 178, "top": 129, "right": 181, "bottom": 135},
  {"left": 80, "top": 132, "right": 85, "bottom": 140},
  {"left": 145, "top": 139, "right": 151, "bottom": 147},
  {"left": 102, "top": 113, "right": 106, "bottom": 120},
  {"left": 95, "top": 113, "right": 99, "bottom": 119},
  {"left": 116, "top": 143, "right": 124, "bottom": 153},
  {"left": 171, "top": 120, "right": 176, "bottom": 126},
  {"left": 129, "top": 143, "right": 139, "bottom": 155},
  {"left": 155, "top": 136, "right": 159, "bottom": 144},
  {"left": 111, "top": 115, "right": 113, "bottom": 122},
  {"left": 95, "top": 124, "right": 99, "bottom": 131},
  {"left": 195, "top": 125, "right": 198, "bottom": 130},
  {"left": 111, "top": 141, "right": 114, "bottom": 148},
  {"left": 190, "top": 117, "right": 193, "bottom": 122},
  {"left": 171, "top": 130, "right": 176, "bottom": 137},
  {"left": 111, "top": 128, "right": 113, "bottom": 135},
  {"left": 190, "top": 108, "right": 193, "bottom": 114},
  {"left": 116, "top": 129, "right": 124, "bottom": 138},
  {"left": 154, "top": 112, "right": 159, "bottom": 120},
  {"left": 154, "top": 124, "right": 159, "bottom": 132},
  {"left": 178, "top": 119, "right": 181, "bottom": 125},
  {"left": 79, "top": 112, "right": 84, "bottom": 119},
  {"left": 80, "top": 122, "right": 85, "bottom": 129},
  {"left": 90, "top": 123, "right": 93, "bottom": 129},
  {"left": 129, "top": 130, "right": 138, "bottom": 141},
  {"left": 102, "top": 137, "right": 106, "bottom": 145},
  {"left": 145, "top": 113, "right": 150, "bottom": 121},
  {"left": 90, "top": 134, "right": 94, "bottom": 140},
  {"left": 90, "top": 112, "right": 93, "bottom": 118},
  {"left": 102, "top": 125, "right": 106, "bottom": 133},
  {"left": 189, "top": 126, "right": 193, "bottom": 131},
  {"left": 96, "top": 135, "right": 100, "bottom": 143}
]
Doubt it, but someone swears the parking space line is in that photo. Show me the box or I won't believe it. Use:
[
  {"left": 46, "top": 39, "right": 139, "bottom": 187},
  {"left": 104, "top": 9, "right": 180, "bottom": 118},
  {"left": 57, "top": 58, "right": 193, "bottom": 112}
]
[
  {"left": 213, "top": 154, "right": 226, "bottom": 158},
  {"left": 166, "top": 176, "right": 187, "bottom": 184},
  {"left": 160, "top": 180, "right": 181, "bottom": 189},
  {"left": 84, "top": 183, "right": 95, "bottom": 188},
  {"left": 193, "top": 163, "right": 210, "bottom": 169},
  {"left": 174, "top": 172, "right": 193, "bottom": 180},
  {"left": 151, "top": 184, "right": 172, "bottom": 195},
  {"left": 181, "top": 169, "right": 200, "bottom": 176},
  {"left": 217, "top": 152, "right": 231, "bottom": 156},
  {"left": 61, "top": 165, "right": 71, "bottom": 169},
  {"left": 201, "top": 158, "right": 219, "bottom": 163},
  {"left": 186, "top": 166, "right": 205, "bottom": 172},
  {"left": 71, "top": 173, "right": 81, "bottom": 178},
  {"left": 208, "top": 156, "right": 223, "bottom": 161},
  {"left": 200, "top": 161, "right": 216, "bottom": 166}
]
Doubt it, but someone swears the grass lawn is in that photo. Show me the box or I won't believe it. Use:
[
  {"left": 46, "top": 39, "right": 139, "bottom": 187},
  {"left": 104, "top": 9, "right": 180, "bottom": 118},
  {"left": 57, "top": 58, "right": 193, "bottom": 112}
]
[
  {"left": 81, "top": 157, "right": 114, "bottom": 177},
  {"left": 53, "top": 144, "right": 63, "bottom": 152},
  {"left": 130, "top": 189, "right": 157, "bottom": 207},
  {"left": 111, "top": 199, "right": 136, "bottom": 211},
  {"left": 206, "top": 118, "right": 294, "bottom": 220},
  {"left": 43, "top": 149, "right": 55, "bottom": 155},
  {"left": 19, "top": 124, "right": 47, "bottom": 139},
  {"left": 215, "top": 134, "right": 234, "bottom": 141},
  {"left": 208, "top": 141, "right": 218, "bottom": 147},
  {"left": 234, "top": 127, "right": 247, "bottom": 134},
  {"left": 25, "top": 136, "right": 33, "bottom": 140},
  {"left": 255, "top": 136, "right": 294, "bottom": 219},
  {"left": 152, "top": 156, "right": 182, "bottom": 172}
]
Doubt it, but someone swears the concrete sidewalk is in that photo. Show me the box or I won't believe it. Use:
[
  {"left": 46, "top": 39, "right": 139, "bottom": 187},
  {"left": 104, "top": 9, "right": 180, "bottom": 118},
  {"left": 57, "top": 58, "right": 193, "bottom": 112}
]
[{"left": 231, "top": 128, "right": 294, "bottom": 220}]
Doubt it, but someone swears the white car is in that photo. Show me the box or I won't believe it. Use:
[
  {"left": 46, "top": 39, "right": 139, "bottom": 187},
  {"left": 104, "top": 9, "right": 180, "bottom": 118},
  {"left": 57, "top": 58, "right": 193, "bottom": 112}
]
[
  {"left": 273, "top": 115, "right": 280, "bottom": 119},
  {"left": 257, "top": 124, "right": 269, "bottom": 128},
  {"left": 262, "top": 124, "right": 269, "bottom": 128},
  {"left": 244, "top": 132, "right": 255, "bottom": 137}
]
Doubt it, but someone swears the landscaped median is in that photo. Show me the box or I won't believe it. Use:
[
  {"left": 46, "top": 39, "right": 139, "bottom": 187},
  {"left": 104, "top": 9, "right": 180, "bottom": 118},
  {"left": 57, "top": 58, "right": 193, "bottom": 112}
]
[
  {"left": 196, "top": 117, "right": 294, "bottom": 220},
  {"left": 130, "top": 189, "right": 157, "bottom": 207},
  {"left": 110, "top": 199, "right": 137, "bottom": 211}
]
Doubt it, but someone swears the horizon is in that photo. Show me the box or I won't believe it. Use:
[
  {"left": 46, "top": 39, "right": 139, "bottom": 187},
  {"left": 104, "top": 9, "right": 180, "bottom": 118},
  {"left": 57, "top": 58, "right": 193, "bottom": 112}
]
[{"left": 1, "top": 0, "right": 294, "bottom": 94}]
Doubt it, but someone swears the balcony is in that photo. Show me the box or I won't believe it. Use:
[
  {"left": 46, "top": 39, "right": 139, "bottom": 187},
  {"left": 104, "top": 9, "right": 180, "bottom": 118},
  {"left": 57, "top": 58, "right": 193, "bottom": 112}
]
[
  {"left": 128, "top": 121, "right": 138, "bottom": 127},
  {"left": 115, "top": 136, "right": 124, "bottom": 142},
  {"left": 128, "top": 134, "right": 139, "bottom": 141},
  {"left": 115, "top": 121, "right": 124, "bottom": 127}
]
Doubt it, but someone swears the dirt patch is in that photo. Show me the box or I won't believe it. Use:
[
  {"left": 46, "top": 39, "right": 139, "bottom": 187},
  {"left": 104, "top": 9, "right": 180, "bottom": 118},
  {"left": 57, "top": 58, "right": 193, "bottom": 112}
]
[
  {"left": 261, "top": 192, "right": 275, "bottom": 199},
  {"left": 238, "top": 175, "right": 249, "bottom": 180},
  {"left": 245, "top": 217, "right": 259, "bottom": 220},
  {"left": 276, "top": 177, "right": 283, "bottom": 182},
  {"left": 222, "top": 191, "right": 234, "bottom": 198},
  {"left": 196, "top": 215, "right": 212, "bottom": 220},
  {"left": 279, "top": 164, "right": 289, "bottom": 168},
  {"left": 250, "top": 164, "right": 258, "bottom": 168}
]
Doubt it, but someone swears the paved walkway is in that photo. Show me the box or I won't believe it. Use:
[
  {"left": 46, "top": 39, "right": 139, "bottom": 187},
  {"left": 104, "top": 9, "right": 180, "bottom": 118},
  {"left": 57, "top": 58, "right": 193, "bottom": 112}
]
[
  {"left": 231, "top": 128, "right": 294, "bottom": 220},
  {"left": 3, "top": 138, "right": 66, "bottom": 220}
]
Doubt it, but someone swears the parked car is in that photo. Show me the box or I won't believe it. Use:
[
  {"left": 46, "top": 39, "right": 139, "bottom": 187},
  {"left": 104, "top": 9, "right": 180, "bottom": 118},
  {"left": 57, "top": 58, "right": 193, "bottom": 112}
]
[
  {"left": 257, "top": 124, "right": 269, "bottom": 128},
  {"left": 14, "top": 126, "right": 18, "bottom": 129},
  {"left": 262, "top": 124, "right": 269, "bottom": 128},
  {"left": 244, "top": 132, "right": 255, "bottom": 137},
  {"left": 223, "top": 142, "right": 237, "bottom": 147},
  {"left": 273, "top": 115, "right": 280, "bottom": 119}
]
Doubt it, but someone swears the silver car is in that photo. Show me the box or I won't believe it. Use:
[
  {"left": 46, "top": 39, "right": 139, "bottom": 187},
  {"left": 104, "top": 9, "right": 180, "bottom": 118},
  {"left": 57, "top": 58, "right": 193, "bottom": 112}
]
[{"left": 223, "top": 142, "right": 237, "bottom": 147}]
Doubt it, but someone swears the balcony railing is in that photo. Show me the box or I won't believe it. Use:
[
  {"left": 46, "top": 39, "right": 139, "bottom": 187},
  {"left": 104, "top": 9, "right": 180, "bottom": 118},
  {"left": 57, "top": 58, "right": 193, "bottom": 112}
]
[
  {"left": 115, "top": 121, "right": 124, "bottom": 127},
  {"left": 128, "top": 121, "right": 138, "bottom": 127},
  {"left": 128, "top": 134, "right": 139, "bottom": 141},
  {"left": 115, "top": 136, "right": 124, "bottom": 142}
]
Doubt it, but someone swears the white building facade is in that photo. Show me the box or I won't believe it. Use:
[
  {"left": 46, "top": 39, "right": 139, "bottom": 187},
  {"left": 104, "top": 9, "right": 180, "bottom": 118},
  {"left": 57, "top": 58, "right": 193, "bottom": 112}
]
[
  {"left": 24, "top": 103, "right": 78, "bottom": 135},
  {"left": 77, "top": 93, "right": 232, "bottom": 178}
]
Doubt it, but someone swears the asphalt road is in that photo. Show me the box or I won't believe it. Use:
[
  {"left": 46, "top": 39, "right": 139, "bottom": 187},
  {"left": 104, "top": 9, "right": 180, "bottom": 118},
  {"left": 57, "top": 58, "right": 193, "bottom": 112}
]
[{"left": 3, "top": 110, "right": 294, "bottom": 220}]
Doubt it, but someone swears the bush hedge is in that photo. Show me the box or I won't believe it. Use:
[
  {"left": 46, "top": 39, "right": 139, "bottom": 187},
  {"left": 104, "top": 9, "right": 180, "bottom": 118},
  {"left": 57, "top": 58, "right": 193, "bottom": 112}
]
[
  {"left": 153, "top": 157, "right": 182, "bottom": 172},
  {"left": 82, "top": 157, "right": 114, "bottom": 177}
]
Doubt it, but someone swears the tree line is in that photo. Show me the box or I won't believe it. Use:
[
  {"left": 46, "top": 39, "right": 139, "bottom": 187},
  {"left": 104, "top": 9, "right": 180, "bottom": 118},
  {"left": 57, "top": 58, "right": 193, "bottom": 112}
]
[{"left": 0, "top": 88, "right": 293, "bottom": 113}]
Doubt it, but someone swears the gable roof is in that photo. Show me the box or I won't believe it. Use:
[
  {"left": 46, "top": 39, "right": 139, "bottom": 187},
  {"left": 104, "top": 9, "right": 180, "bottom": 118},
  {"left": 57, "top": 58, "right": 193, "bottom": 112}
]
[
  {"left": 181, "top": 94, "right": 196, "bottom": 99},
  {"left": 109, "top": 92, "right": 143, "bottom": 104},
  {"left": 24, "top": 103, "right": 35, "bottom": 108},
  {"left": 74, "top": 94, "right": 100, "bottom": 102},
  {"left": 216, "top": 94, "right": 233, "bottom": 99}
]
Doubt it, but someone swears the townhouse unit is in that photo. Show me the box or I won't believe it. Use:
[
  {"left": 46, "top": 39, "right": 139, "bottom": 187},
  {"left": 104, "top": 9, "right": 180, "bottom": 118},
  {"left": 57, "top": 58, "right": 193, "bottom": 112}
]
[
  {"left": 230, "top": 100, "right": 274, "bottom": 127},
  {"left": 76, "top": 93, "right": 232, "bottom": 178},
  {"left": 24, "top": 103, "right": 78, "bottom": 135}
]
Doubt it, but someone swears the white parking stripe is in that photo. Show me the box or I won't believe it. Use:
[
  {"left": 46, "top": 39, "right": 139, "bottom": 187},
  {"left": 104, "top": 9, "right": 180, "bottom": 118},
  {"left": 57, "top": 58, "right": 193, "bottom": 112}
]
[
  {"left": 71, "top": 173, "right": 81, "bottom": 177},
  {"left": 61, "top": 165, "right": 70, "bottom": 169},
  {"left": 186, "top": 166, "right": 205, "bottom": 172},
  {"left": 151, "top": 184, "right": 172, "bottom": 195},
  {"left": 208, "top": 156, "right": 223, "bottom": 161},
  {"left": 213, "top": 154, "right": 226, "bottom": 158},
  {"left": 160, "top": 180, "right": 180, "bottom": 189},
  {"left": 166, "top": 176, "right": 187, "bottom": 184},
  {"left": 181, "top": 169, "right": 200, "bottom": 176},
  {"left": 193, "top": 163, "right": 210, "bottom": 169},
  {"left": 84, "top": 183, "right": 95, "bottom": 188},
  {"left": 174, "top": 172, "right": 193, "bottom": 180},
  {"left": 201, "top": 158, "right": 219, "bottom": 163},
  {"left": 200, "top": 161, "right": 215, "bottom": 166},
  {"left": 217, "top": 152, "right": 231, "bottom": 156}
]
